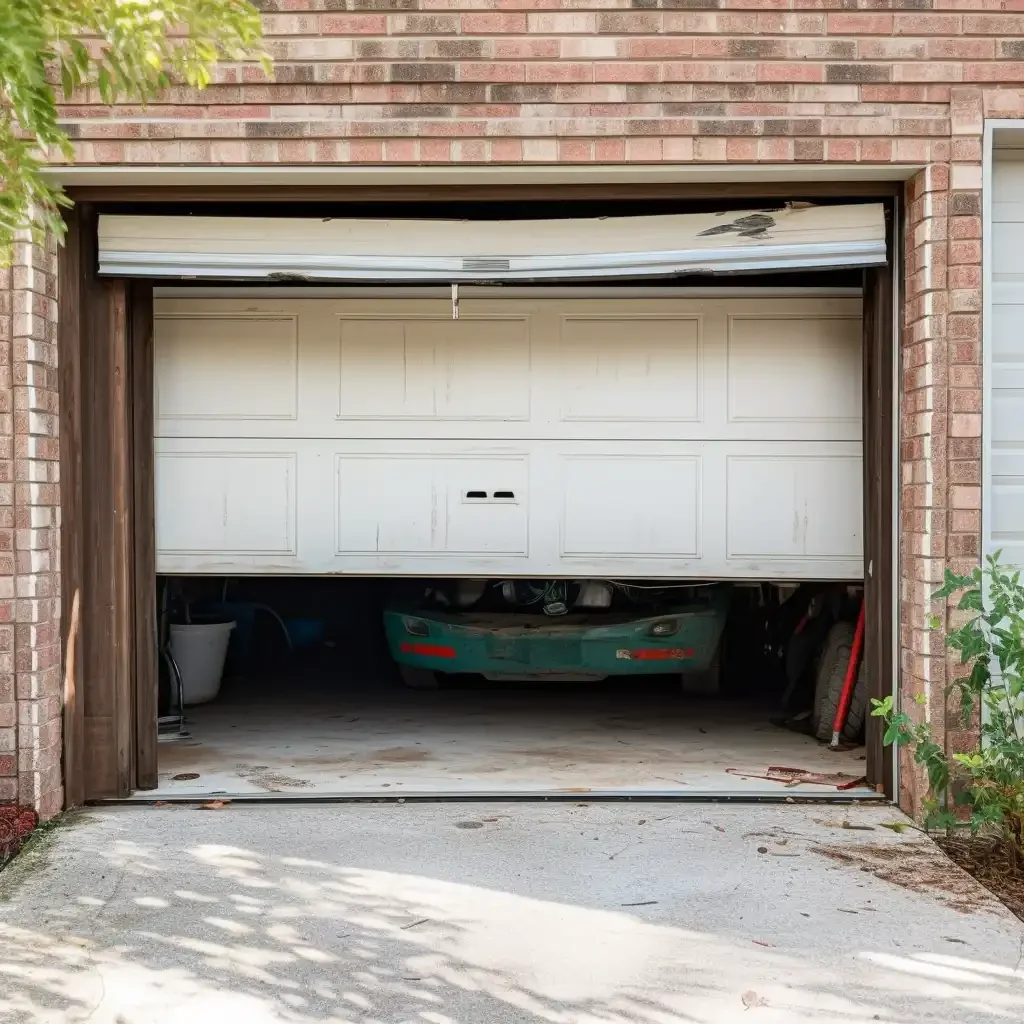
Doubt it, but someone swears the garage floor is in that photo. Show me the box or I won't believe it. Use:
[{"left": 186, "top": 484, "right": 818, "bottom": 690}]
[{"left": 146, "top": 677, "right": 875, "bottom": 800}]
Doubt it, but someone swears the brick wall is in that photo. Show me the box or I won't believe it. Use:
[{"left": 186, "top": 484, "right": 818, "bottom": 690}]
[
  {"left": 46, "top": 3, "right": 1019, "bottom": 168},
  {"left": 19, "top": 0, "right": 1024, "bottom": 813},
  {"left": 0, "top": 236, "right": 62, "bottom": 820}
]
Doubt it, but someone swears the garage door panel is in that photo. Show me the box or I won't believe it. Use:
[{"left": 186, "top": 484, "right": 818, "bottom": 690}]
[
  {"left": 155, "top": 293, "right": 863, "bottom": 579},
  {"left": 559, "top": 454, "right": 700, "bottom": 558},
  {"left": 337, "top": 315, "right": 531, "bottom": 422},
  {"left": 156, "top": 451, "right": 297, "bottom": 556},
  {"left": 154, "top": 295, "right": 861, "bottom": 442},
  {"left": 155, "top": 314, "right": 298, "bottom": 422},
  {"left": 726, "top": 454, "right": 861, "bottom": 561},
  {"left": 726, "top": 315, "right": 861, "bottom": 430},
  {"left": 992, "top": 390, "right": 1024, "bottom": 444},
  {"left": 990, "top": 479, "right": 1024, "bottom": 565},
  {"left": 559, "top": 316, "right": 701, "bottom": 423},
  {"left": 335, "top": 453, "right": 529, "bottom": 556}
]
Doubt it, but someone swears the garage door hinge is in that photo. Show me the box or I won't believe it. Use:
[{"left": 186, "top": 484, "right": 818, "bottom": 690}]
[{"left": 451, "top": 282, "right": 459, "bottom": 320}]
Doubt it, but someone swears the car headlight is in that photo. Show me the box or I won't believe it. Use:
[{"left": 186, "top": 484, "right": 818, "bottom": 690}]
[{"left": 648, "top": 619, "right": 680, "bottom": 638}]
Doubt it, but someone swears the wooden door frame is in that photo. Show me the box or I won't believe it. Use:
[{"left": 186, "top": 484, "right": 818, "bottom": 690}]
[
  {"left": 59, "top": 182, "right": 900, "bottom": 802},
  {"left": 863, "top": 257, "right": 897, "bottom": 798},
  {"left": 59, "top": 204, "right": 157, "bottom": 802}
]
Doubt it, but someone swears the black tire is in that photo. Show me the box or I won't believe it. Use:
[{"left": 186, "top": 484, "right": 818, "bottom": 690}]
[
  {"left": 842, "top": 663, "right": 868, "bottom": 744},
  {"left": 399, "top": 665, "right": 439, "bottom": 690},
  {"left": 812, "top": 621, "right": 866, "bottom": 743}
]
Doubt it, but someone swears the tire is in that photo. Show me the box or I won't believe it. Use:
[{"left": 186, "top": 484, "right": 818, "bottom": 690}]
[
  {"left": 399, "top": 665, "right": 439, "bottom": 690},
  {"left": 812, "top": 621, "right": 866, "bottom": 743},
  {"left": 841, "top": 663, "right": 868, "bottom": 744}
]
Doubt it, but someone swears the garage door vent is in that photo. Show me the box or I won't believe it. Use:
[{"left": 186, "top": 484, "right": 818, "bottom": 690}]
[{"left": 462, "top": 256, "right": 512, "bottom": 273}]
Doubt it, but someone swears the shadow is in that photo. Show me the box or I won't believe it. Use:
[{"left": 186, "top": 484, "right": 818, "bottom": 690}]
[{"left": 1, "top": 807, "right": 1023, "bottom": 1023}]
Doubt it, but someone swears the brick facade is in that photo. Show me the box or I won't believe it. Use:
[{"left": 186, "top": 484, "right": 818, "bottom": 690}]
[
  {"left": 10, "top": 0, "right": 1024, "bottom": 815},
  {"left": 0, "top": 236, "right": 62, "bottom": 819}
]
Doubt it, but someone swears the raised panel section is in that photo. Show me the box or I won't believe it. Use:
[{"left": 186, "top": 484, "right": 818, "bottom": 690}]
[
  {"left": 727, "top": 315, "right": 861, "bottom": 426},
  {"left": 155, "top": 315, "right": 297, "bottom": 422},
  {"left": 560, "top": 317, "right": 700, "bottom": 421},
  {"left": 726, "top": 455, "right": 861, "bottom": 560},
  {"left": 990, "top": 480, "right": 1024, "bottom": 566},
  {"left": 561, "top": 454, "right": 700, "bottom": 557},
  {"left": 156, "top": 453, "right": 296, "bottom": 554},
  {"left": 337, "top": 316, "right": 530, "bottom": 421},
  {"left": 336, "top": 454, "right": 528, "bottom": 555}
]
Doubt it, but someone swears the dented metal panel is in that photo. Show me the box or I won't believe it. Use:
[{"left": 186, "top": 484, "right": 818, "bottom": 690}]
[{"left": 99, "top": 204, "right": 887, "bottom": 281}]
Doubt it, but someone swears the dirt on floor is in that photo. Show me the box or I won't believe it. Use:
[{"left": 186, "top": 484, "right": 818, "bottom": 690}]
[
  {"left": 0, "top": 806, "right": 38, "bottom": 867},
  {"left": 935, "top": 835, "right": 1024, "bottom": 924},
  {"left": 813, "top": 839, "right": 1008, "bottom": 916}
]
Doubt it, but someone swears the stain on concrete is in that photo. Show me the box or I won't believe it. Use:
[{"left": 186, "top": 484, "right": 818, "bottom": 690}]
[{"left": 814, "top": 841, "right": 1002, "bottom": 915}]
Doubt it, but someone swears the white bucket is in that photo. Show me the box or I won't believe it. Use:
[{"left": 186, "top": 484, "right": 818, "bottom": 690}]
[{"left": 170, "top": 621, "right": 236, "bottom": 705}]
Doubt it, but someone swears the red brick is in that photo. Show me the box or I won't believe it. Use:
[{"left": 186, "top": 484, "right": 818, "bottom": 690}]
[
  {"left": 758, "top": 63, "right": 825, "bottom": 83},
  {"left": 460, "top": 14, "right": 527, "bottom": 35},
  {"left": 594, "top": 138, "right": 625, "bottom": 162},
  {"left": 489, "top": 138, "right": 523, "bottom": 161},
  {"left": 965, "top": 63, "right": 1024, "bottom": 82},
  {"left": 826, "top": 13, "right": 893, "bottom": 34},
  {"left": 963, "top": 13, "right": 1024, "bottom": 35},
  {"left": 894, "top": 14, "right": 963, "bottom": 36},
  {"left": 321, "top": 15, "right": 386, "bottom": 35},
  {"left": 419, "top": 139, "right": 451, "bottom": 162},
  {"left": 594, "top": 63, "right": 661, "bottom": 84}
]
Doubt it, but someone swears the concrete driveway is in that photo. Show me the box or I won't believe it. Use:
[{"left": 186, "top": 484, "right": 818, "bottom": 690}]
[{"left": 0, "top": 803, "right": 1022, "bottom": 1023}]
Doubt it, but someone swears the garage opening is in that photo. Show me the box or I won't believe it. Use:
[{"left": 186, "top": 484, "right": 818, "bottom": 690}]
[
  {"left": 59, "top": 193, "right": 896, "bottom": 803},
  {"left": 152, "top": 573, "right": 870, "bottom": 798}
]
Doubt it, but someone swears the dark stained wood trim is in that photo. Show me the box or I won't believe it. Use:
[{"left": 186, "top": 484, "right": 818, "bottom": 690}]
[
  {"left": 64, "top": 179, "right": 903, "bottom": 206},
  {"left": 77, "top": 241, "right": 139, "bottom": 799},
  {"left": 863, "top": 246, "right": 896, "bottom": 798},
  {"left": 81, "top": 255, "right": 118, "bottom": 798},
  {"left": 111, "top": 281, "right": 135, "bottom": 796},
  {"left": 130, "top": 281, "right": 158, "bottom": 790},
  {"left": 58, "top": 206, "right": 85, "bottom": 809}
]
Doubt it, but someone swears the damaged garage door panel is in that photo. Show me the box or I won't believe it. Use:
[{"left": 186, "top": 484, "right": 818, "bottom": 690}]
[{"left": 98, "top": 203, "right": 887, "bottom": 281}]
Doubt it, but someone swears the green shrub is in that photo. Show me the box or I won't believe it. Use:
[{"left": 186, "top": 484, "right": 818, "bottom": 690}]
[{"left": 872, "top": 555, "right": 1024, "bottom": 868}]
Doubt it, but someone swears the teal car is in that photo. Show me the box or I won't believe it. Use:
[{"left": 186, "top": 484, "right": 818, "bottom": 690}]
[{"left": 384, "top": 583, "right": 729, "bottom": 688}]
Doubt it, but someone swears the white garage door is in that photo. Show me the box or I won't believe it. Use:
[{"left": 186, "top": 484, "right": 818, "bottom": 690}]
[{"left": 154, "top": 292, "right": 863, "bottom": 579}]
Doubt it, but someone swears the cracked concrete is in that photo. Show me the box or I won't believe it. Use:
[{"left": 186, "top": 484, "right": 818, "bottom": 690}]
[{"left": 1, "top": 803, "right": 1022, "bottom": 1023}]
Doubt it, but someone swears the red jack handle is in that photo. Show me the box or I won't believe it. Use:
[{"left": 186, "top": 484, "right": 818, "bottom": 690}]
[{"left": 830, "top": 599, "right": 865, "bottom": 749}]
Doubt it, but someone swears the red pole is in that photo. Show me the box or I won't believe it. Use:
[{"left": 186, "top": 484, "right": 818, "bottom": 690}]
[{"left": 830, "top": 599, "right": 866, "bottom": 749}]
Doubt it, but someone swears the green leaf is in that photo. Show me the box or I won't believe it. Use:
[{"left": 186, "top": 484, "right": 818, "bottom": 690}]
[
  {"left": 0, "top": 0, "right": 270, "bottom": 262},
  {"left": 870, "top": 695, "right": 894, "bottom": 718}
]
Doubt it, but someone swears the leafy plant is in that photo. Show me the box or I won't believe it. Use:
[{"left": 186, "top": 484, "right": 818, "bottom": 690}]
[
  {"left": 0, "top": 0, "right": 269, "bottom": 259},
  {"left": 872, "top": 554, "right": 1024, "bottom": 868}
]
